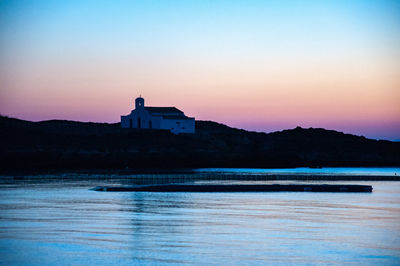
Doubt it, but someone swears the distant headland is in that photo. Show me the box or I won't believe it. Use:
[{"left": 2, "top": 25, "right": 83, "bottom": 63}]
[{"left": 0, "top": 115, "right": 399, "bottom": 174}]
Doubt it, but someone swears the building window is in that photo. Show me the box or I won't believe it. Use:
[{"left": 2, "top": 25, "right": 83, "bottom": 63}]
[
  {"left": 138, "top": 118, "right": 141, "bottom": 129},
  {"left": 129, "top": 119, "right": 132, "bottom": 128},
  {"left": 149, "top": 120, "right": 152, "bottom": 129}
]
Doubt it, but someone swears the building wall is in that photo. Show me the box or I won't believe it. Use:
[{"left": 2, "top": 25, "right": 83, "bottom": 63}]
[
  {"left": 121, "top": 109, "right": 161, "bottom": 129},
  {"left": 121, "top": 103, "right": 195, "bottom": 134},
  {"left": 160, "top": 118, "right": 195, "bottom": 134}
]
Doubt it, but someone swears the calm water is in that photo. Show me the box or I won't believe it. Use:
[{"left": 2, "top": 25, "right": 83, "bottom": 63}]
[
  {"left": 0, "top": 177, "right": 399, "bottom": 265},
  {"left": 195, "top": 167, "right": 400, "bottom": 176}
]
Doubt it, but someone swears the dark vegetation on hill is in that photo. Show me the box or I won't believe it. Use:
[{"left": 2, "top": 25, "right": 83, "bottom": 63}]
[{"left": 0, "top": 115, "right": 399, "bottom": 173}]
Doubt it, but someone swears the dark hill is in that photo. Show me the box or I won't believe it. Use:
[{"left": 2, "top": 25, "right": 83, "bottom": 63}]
[{"left": 0, "top": 116, "right": 399, "bottom": 173}]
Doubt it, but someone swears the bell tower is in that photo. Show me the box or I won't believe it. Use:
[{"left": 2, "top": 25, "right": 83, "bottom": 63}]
[{"left": 135, "top": 96, "right": 144, "bottom": 110}]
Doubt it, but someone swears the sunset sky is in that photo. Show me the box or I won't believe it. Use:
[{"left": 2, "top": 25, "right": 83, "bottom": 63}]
[{"left": 0, "top": 0, "right": 399, "bottom": 140}]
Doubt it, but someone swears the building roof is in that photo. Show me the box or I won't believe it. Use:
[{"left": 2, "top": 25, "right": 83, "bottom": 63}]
[
  {"left": 162, "top": 115, "right": 194, "bottom": 120},
  {"left": 145, "top": 107, "right": 183, "bottom": 114}
]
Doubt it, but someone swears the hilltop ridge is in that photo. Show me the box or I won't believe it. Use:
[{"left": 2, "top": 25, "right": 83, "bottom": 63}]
[{"left": 0, "top": 116, "right": 399, "bottom": 173}]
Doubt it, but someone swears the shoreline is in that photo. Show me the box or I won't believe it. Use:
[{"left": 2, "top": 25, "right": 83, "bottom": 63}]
[{"left": 1, "top": 172, "right": 399, "bottom": 183}]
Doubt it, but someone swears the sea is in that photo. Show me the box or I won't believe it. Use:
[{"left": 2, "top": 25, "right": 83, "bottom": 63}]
[{"left": 0, "top": 168, "right": 399, "bottom": 265}]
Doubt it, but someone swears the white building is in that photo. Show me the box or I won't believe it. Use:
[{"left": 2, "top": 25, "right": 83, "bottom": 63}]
[{"left": 121, "top": 97, "right": 195, "bottom": 134}]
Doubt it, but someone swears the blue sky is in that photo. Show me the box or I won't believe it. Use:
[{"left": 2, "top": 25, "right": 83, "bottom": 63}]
[{"left": 0, "top": 0, "right": 399, "bottom": 139}]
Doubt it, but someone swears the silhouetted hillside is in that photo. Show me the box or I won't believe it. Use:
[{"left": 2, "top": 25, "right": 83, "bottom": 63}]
[{"left": 0, "top": 116, "right": 399, "bottom": 173}]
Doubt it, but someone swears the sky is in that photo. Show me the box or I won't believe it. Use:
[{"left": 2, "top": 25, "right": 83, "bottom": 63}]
[{"left": 0, "top": 0, "right": 399, "bottom": 140}]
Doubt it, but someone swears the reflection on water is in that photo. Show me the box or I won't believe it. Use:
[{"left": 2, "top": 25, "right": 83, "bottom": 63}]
[{"left": 0, "top": 179, "right": 399, "bottom": 265}]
